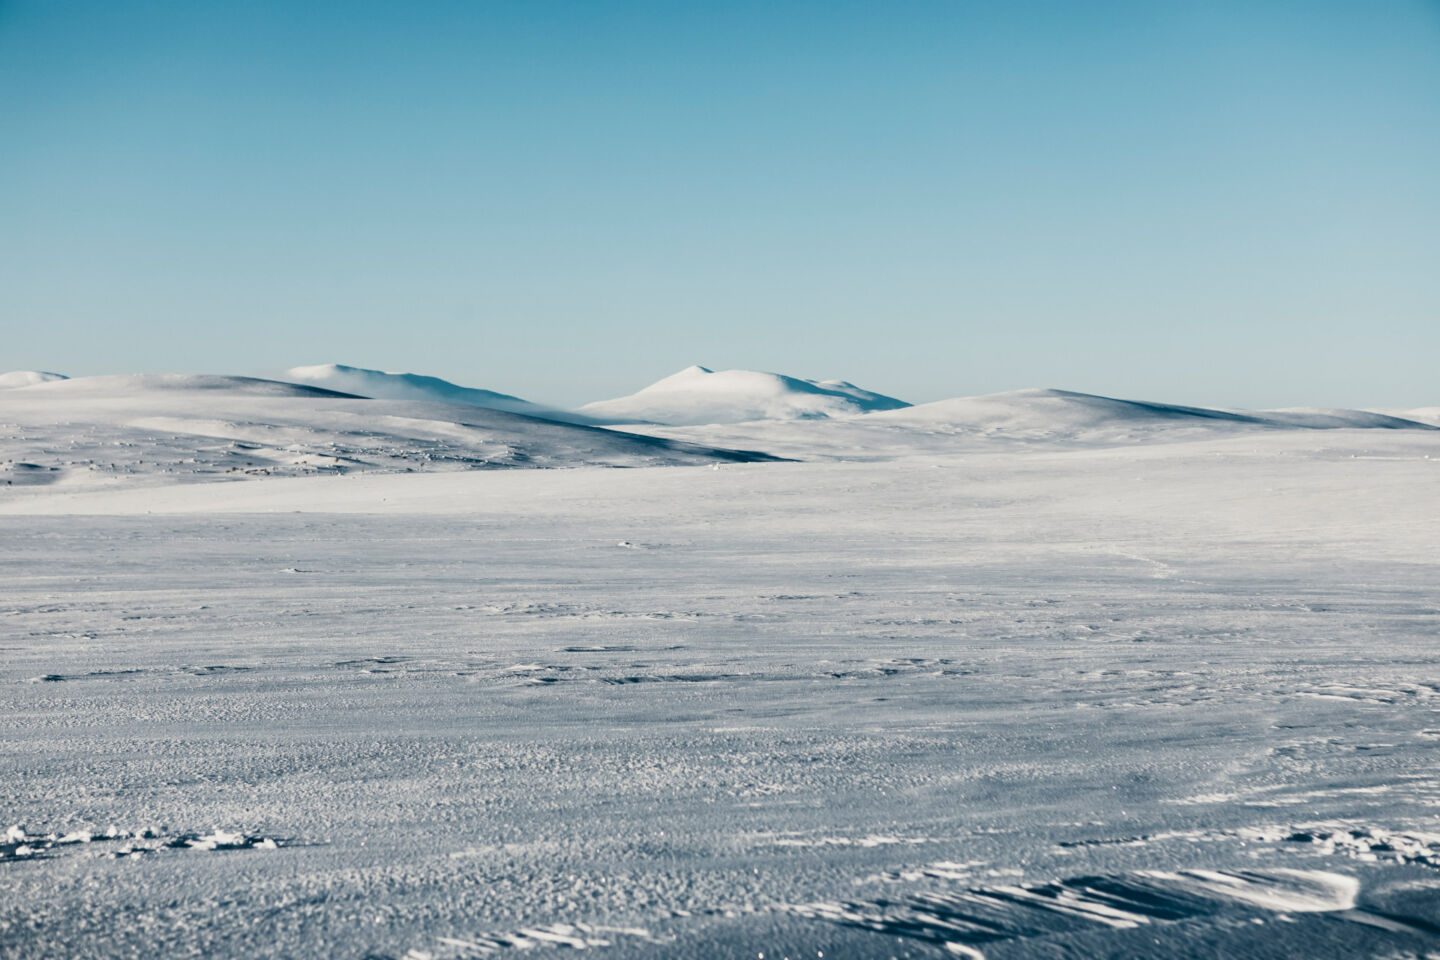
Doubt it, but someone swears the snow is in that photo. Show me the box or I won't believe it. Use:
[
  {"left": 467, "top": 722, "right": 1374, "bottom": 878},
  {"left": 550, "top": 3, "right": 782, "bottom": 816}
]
[
  {"left": 1255, "top": 407, "right": 1436, "bottom": 430},
  {"left": 284, "top": 363, "right": 597, "bottom": 424},
  {"left": 0, "top": 370, "right": 68, "bottom": 389},
  {"left": 0, "top": 374, "right": 778, "bottom": 491},
  {"left": 874, "top": 388, "right": 1437, "bottom": 437},
  {"left": 603, "top": 387, "right": 1438, "bottom": 462},
  {"left": 3, "top": 375, "right": 1440, "bottom": 958},
  {"left": 579, "top": 365, "right": 911, "bottom": 424}
]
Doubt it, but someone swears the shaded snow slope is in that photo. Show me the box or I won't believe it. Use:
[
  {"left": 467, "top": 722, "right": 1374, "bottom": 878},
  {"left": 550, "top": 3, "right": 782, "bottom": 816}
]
[
  {"left": 0, "top": 374, "right": 779, "bottom": 491},
  {"left": 579, "top": 364, "right": 910, "bottom": 424},
  {"left": 0, "top": 370, "right": 68, "bottom": 389},
  {"left": 284, "top": 363, "right": 596, "bottom": 424}
]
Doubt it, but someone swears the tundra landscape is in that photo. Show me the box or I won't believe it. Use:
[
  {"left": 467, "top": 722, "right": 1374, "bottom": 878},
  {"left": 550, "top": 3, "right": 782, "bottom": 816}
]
[{"left": 4, "top": 367, "right": 1439, "bottom": 958}]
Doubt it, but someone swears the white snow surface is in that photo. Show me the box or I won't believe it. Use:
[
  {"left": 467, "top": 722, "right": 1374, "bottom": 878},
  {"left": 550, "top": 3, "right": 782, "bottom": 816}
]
[
  {"left": 284, "top": 363, "right": 598, "bottom": 423},
  {"left": 4, "top": 376, "right": 1440, "bottom": 959},
  {"left": 579, "top": 364, "right": 911, "bottom": 424},
  {"left": 0, "top": 370, "right": 68, "bottom": 389}
]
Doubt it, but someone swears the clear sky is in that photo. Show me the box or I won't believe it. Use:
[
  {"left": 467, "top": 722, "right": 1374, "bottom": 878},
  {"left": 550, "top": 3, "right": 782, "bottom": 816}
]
[{"left": 3, "top": 1, "right": 1438, "bottom": 409}]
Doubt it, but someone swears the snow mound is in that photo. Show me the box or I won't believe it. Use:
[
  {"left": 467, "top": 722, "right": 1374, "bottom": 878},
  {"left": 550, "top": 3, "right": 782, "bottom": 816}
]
[
  {"left": 284, "top": 364, "right": 594, "bottom": 424},
  {"left": 579, "top": 365, "right": 910, "bottom": 425},
  {"left": 0, "top": 370, "right": 68, "bottom": 389}
]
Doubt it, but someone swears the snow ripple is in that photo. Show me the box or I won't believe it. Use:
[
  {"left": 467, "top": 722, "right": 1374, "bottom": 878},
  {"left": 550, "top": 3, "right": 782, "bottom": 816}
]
[{"left": 789, "top": 868, "right": 1362, "bottom": 957}]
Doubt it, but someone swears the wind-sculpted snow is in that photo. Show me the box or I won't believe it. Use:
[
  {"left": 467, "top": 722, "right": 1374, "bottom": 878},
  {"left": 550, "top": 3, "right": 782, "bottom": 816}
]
[
  {"left": 0, "top": 374, "right": 779, "bottom": 490},
  {"left": 789, "top": 868, "right": 1370, "bottom": 957},
  {"left": 4, "top": 429, "right": 1440, "bottom": 958},
  {"left": 579, "top": 364, "right": 911, "bottom": 424}
]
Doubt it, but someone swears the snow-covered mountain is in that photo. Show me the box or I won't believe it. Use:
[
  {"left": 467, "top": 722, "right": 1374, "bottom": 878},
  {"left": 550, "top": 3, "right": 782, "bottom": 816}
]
[
  {"left": 283, "top": 363, "right": 596, "bottom": 424},
  {"left": 0, "top": 374, "right": 778, "bottom": 489},
  {"left": 579, "top": 365, "right": 910, "bottom": 425},
  {"left": 0, "top": 370, "right": 68, "bottom": 389}
]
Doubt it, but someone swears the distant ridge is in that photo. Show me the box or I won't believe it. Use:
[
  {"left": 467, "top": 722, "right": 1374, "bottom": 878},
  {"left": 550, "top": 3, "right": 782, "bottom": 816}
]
[
  {"left": 284, "top": 363, "right": 595, "bottom": 424},
  {"left": 579, "top": 365, "right": 911, "bottom": 425},
  {"left": 872, "top": 388, "right": 1438, "bottom": 437}
]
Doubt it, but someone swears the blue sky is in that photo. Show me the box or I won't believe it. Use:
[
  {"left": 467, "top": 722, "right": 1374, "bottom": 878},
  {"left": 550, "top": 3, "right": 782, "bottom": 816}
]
[{"left": 3, "top": 0, "right": 1437, "bottom": 408}]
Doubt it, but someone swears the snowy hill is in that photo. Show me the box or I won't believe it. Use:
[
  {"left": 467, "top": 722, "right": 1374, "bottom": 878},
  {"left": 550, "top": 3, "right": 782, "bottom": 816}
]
[
  {"left": 0, "top": 374, "right": 779, "bottom": 490},
  {"left": 283, "top": 363, "right": 595, "bottom": 424},
  {"left": 578, "top": 365, "right": 910, "bottom": 425},
  {"left": 0, "top": 370, "right": 68, "bottom": 389},
  {"left": 874, "top": 388, "right": 1261, "bottom": 435},
  {"left": 872, "top": 388, "right": 1437, "bottom": 436},
  {"left": 622, "top": 387, "right": 1439, "bottom": 460}
]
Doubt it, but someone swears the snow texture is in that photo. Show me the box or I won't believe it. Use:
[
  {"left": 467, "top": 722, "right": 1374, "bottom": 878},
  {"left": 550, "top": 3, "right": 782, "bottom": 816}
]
[{"left": 3, "top": 372, "right": 1440, "bottom": 959}]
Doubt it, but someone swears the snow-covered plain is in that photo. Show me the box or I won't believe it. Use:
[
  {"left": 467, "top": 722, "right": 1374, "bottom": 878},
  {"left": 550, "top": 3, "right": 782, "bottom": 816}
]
[{"left": 3, "top": 374, "right": 1440, "bottom": 959}]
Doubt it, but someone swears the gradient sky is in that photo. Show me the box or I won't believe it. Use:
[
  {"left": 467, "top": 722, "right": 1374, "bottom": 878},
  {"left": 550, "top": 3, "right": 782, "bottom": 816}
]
[{"left": 3, "top": 1, "right": 1438, "bottom": 408}]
